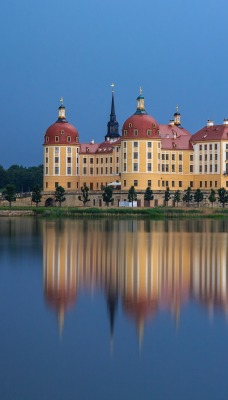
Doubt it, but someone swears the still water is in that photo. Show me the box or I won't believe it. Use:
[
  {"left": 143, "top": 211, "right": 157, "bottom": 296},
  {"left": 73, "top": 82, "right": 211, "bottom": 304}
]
[{"left": 0, "top": 217, "right": 228, "bottom": 400}]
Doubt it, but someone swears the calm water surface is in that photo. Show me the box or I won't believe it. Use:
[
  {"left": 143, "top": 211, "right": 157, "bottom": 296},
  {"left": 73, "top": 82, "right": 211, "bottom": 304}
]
[{"left": 0, "top": 217, "right": 228, "bottom": 400}]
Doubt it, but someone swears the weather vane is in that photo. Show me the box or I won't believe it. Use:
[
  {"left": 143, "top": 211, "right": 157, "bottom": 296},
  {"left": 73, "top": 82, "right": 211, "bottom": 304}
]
[
  {"left": 60, "top": 97, "right": 64, "bottom": 105},
  {"left": 111, "top": 83, "right": 115, "bottom": 92},
  {"left": 176, "top": 104, "right": 179, "bottom": 112},
  {"left": 140, "top": 86, "right": 143, "bottom": 95}
]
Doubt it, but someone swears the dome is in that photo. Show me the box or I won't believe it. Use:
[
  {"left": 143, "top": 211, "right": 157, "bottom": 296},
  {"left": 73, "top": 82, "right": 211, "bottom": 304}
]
[
  {"left": 122, "top": 113, "right": 159, "bottom": 139},
  {"left": 45, "top": 121, "right": 79, "bottom": 145},
  {"left": 44, "top": 101, "right": 79, "bottom": 145},
  {"left": 122, "top": 90, "right": 159, "bottom": 139}
]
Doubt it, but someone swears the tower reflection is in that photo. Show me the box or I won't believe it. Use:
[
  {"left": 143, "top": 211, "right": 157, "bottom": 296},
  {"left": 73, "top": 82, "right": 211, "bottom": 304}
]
[{"left": 42, "top": 219, "right": 228, "bottom": 339}]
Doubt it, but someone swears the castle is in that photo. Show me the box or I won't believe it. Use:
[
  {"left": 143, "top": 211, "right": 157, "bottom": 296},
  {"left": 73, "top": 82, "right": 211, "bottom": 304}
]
[{"left": 43, "top": 89, "right": 228, "bottom": 206}]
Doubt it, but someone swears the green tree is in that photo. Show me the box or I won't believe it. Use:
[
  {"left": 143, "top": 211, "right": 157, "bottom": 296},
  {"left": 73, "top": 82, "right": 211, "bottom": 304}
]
[
  {"left": 128, "top": 186, "right": 137, "bottom": 207},
  {"left": 194, "top": 188, "right": 204, "bottom": 207},
  {"left": 55, "top": 185, "right": 66, "bottom": 207},
  {"left": 218, "top": 187, "right": 228, "bottom": 208},
  {"left": 144, "top": 187, "right": 154, "bottom": 206},
  {"left": 183, "top": 187, "right": 192, "bottom": 206},
  {"left": 208, "top": 189, "right": 216, "bottom": 207},
  {"left": 173, "top": 190, "right": 181, "bottom": 206},
  {"left": 164, "top": 186, "right": 171, "bottom": 206},
  {"left": 78, "top": 184, "right": 90, "bottom": 206},
  {"left": 3, "top": 184, "right": 16, "bottom": 207},
  {"left": 32, "top": 184, "right": 42, "bottom": 207},
  {"left": 102, "top": 186, "right": 113, "bottom": 206}
]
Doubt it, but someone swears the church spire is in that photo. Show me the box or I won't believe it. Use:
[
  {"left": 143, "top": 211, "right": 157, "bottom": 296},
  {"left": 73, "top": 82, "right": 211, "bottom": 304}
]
[{"left": 105, "top": 84, "right": 120, "bottom": 142}]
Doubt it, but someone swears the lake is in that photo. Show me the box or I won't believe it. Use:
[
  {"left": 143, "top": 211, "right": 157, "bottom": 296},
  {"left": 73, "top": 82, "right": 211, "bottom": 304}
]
[{"left": 0, "top": 217, "right": 228, "bottom": 400}]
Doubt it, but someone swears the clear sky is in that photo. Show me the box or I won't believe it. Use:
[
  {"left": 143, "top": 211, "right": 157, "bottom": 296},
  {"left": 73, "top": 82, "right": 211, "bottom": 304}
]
[{"left": 1, "top": 0, "right": 228, "bottom": 167}]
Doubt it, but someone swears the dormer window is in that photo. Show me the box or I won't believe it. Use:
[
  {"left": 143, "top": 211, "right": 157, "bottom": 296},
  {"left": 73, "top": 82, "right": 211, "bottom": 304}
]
[
  {"left": 45, "top": 136, "right": 49, "bottom": 142},
  {"left": 61, "top": 130, "right": 65, "bottom": 135},
  {"left": 124, "top": 130, "right": 127, "bottom": 136},
  {"left": 129, "top": 123, "right": 132, "bottom": 128},
  {"left": 55, "top": 136, "right": 59, "bottom": 142},
  {"left": 152, "top": 123, "right": 156, "bottom": 128},
  {"left": 67, "top": 136, "right": 71, "bottom": 142},
  {"left": 147, "top": 130, "right": 152, "bottom": 136},
  {"left": 134, "top": 129, "right": 138, "bottom": 136}
]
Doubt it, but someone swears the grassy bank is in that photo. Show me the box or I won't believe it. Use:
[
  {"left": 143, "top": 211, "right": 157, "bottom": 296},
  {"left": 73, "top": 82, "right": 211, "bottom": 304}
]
[{"left": 0, "top": 206, "right": 227, "bottom": 219}]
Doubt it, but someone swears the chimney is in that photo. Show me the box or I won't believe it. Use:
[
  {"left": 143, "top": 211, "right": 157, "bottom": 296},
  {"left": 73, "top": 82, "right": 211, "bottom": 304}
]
[
  {"left": 207, "top": 120, "right": 214, "bottom": 127},
  {"left": 90, "top": 139, "right": 94, "bottom": 144},
  {"left": 169, "top": 119, "right": 175, "bottom": 126},
  {"left": 223, "top": 119, "right": 228, "bottom": 125}
]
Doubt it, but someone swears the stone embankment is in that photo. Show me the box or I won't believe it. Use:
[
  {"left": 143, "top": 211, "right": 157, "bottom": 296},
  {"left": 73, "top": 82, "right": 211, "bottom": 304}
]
[{"left": 0, "top": 210, "right": 35, "bottom": 217}]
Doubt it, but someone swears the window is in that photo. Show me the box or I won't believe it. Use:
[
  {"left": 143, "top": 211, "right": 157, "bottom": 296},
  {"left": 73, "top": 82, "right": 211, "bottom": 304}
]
[
  {"left": 96, "top": 158, "right": 99, "bottom": 164},
  {"left": 129, "top": 123, "right": 132, "bottom": 128},
  {"left": 67, "top": 136, "right": 71, "bottom": 142},
  {"left": 55, "top": 147, "right": 59, "bottom": 153},
  {"left": 67, "top": 157, "right": 71, "bottom": 163},
  {"left": 105, "top": 167, "right": 108, "bottom": 174},
  {"left": 67, "top": 147, "right": 71, "bottom": 153},
  {"left": 110, "top": 167, "right": 112, "bottom": 174},
  {"left": 199, "top": 155, "right": 202, "bottom": 161},
  {"left": 172, "top": 165, "right": 175, "bottom": 172},
  {"left": 215, "top": 154, "right": 217, "bottom": 160},
  {"left": 204, "top": 145, "right": 207, "bottom": 150},
  {"left": 148, "top": 180, "right": 151, "bottom": 187},
  {"left": 190, "top": 155, "right": 193, "bottom": 161},
  {"left": 179, "top": 181, "right": 182, "bottom": 188},
  {"left": 83, "top": 167, "right": 87, "bottom": 174},
  {"left": 55, "top": 136, "right": 59, "bottom": 142},
  {"left": 226, "top": 181, "right": 228, "bottom": 188},
  {"left": 55, "top": 167, "right": 59, "bottom": 174},
  {"left": 179, "top": 165, "right": 182, "bottom": 172},
  {"left": 172, "top": 181, "right": 175, "bottom": 187},
  {"left": 190, "top": 181, "right": 193, "bottom": 188},
  {"left": 147, "top": 130, "right": 152, "bottom": 136},
  {"left": 147, "top": 163, "right": 152, "bottom": 171},
  {"left": 116, "top": 167, "right": 119, "bottom": 174},
  {"left": 172, "top": 154, "right": 175, "bottom": 161},
  {"left": 215, "top": 144, "right": 217, "bottom": 150},
  {"left": 205, "top": 181, "right": 207, "bottom": 188},
  {"left": 124, "top": 163, "right": 126, "bottom": 171},
  {"left": 124, "top": 142, "right": 126, "bottom": 148},
  {"left": 210, "top": 181, "right": 212, "bottom": 187},
  {"left": 179, "top": 154, "right": 182, "bottom": 161},
  {"left": 133, "top": 142, "right": 138, "bottom": 147},
  {"left": 162, "top": 180, "right": 165, "bottom": 187},
  {"left": 133, "top": 152, "right": 138, "bottom": 159},
  {"left": 110, "top": 157, "right": 113, "bottom": 163},
  {"left": 46, "top": 182, "right": 48, "bottom": 188},
  {"left": 55, "top": 182, "right": 59, "bottom": 188},
  {"left": 90, "top": 158, "right": 93, "bottom": 164},
  {"left": 205, "top": 165, "right": 207, "bottom": 172},
  {"left": 165, "top": 154, "right": 169, "bottom": 160},
  {"left": 45, "top": 167, "right": 48, "bottom": 174},
  {"left": 101, "top": 167, "right": 103, "bottom": 174},
  {"left": 124, "top": 130, "right": 127, "bottom": 136},
  {"left": 215, "top": 164, "right": 218, "bottom": 172},
  {"left": 133, "top": 163, "right": 138, "bottom": 171},
  {"left": 83, "top": 157, "right": 86, "bottom": 164},
  {"left": 147, "top": 152, "right": 152, "bottom": 159},
  {"left": 199, "top": 145, "right": 202, "bottom": 151},
  {"left": 209, "top": 144, "right": 212, "bottom": 150},
  {"left": 90, "top": 168, "right": 93, "bottom": 175},
  {"left": 210, "top": 154, "right": 212, "bottom": 160},
  {"left": 162, "top": 164, "right": 165, "bottom": 172},
  {"left": 166, "top": 164, "right": 169, "bottom": 172},
  {"left": 67, "top": 182, "right": 71, "bottom": 188},
  {"left": 46, "top": 137, "right": 49, "bottom": 142},
  {"left": 46, "top": 157, "right": 48, "bottom": 163},
  {"left": 162, "top": 154, "right": 165, "bottom": 160},
  {"left": 101, "top": 158, "right": 103, "bottom": 163},
  {"left": 105, "top": 158, "right": 108, "bottom": 163},
  {"left": 45, "top": 148, "right": 48, "bottom": 153},
  {"left": 199, "top": 166, "right": 202, "bottom": 173},
  {"left": 124, "top": 153, "right": 126, "bottom": 159},
  {"left": 148, "top": 142, "right": 152, "bottom": 148},
  {"left": 215, "top": 181, "right": 218, "bottom": 187},
  {"left": 134, "top": 129, "right": 138, "bottom": 136},
  {"left": 55, "top": 157, "right": 59, "bottom": 163},
  {"left": 67, "top": 167, "right": 71, "bottom": 174},
  {"left": 116, "top": 157, "right": 119, "bottom": 163},
  {"left": 205, "top": 154, "right": 207, "bottom": 161},
  {"left": 124, "top": 180, "right": 126, "bottom": 187},
  {"left": 158, "top": 180, "right": 160, "bottom": 187},
  {"left": 134, "top": 180, "right": 138, "bottom": 186},
  {"left": 96, "top": 168, "right": 99, "bottom": 174},
  {"left": 190, "top": 165, "right": 193, "bottom": 172},
  {"left": 200, "top": 181, "right": 202, "bottom": 188}
]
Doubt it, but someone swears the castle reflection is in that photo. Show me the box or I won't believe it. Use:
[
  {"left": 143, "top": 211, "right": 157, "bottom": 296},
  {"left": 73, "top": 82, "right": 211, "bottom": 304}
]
[{"left": 43, "top": 219, "right": 228, "bottom": 339}]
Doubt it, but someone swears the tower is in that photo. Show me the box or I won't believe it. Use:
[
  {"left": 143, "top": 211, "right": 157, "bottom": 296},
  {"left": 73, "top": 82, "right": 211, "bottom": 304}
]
[{"left": 105, "top": 84, "right": 120, "bottom": 142}]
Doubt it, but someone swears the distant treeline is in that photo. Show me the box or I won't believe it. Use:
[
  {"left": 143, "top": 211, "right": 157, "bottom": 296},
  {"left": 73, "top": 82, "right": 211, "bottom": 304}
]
[{"left": 0, "top": 165, "right": 43, "bottom": 192}]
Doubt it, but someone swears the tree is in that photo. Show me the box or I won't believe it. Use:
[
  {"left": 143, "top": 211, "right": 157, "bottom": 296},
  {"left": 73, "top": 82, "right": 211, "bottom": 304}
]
[
  {"left": 164, "top": 186, "right": 171, "bottom": 206},
  {"left": 55, "top": 185, "right": 66, "bottom": 207},
  {"left": 218, "top": 187, "right": 228, "bottom": 208},
  {"left": 102, "top": 186, "right": 113, "bottom": 206},
  {"left": 3, "top": 184, "right": 16, "bottom": 207},
  {"left": 128, "top": 186, "right": 137, "bottom": 207},
  {"left": 194, "top": 188, "right": 204, "bottom": 207},
  {"left": 78, "top": 184, "right": 90, "bottom": 206},
  {"left": 32, "top": 184, "right": 42, "bottom": 207},
  {"left": 173, "top": 190, "right": 181, "bottom": 206},
  {"left": 144, "top": 187, "right": 154, "bottom": 206},
  {"left": 182, "top": 187, "right": 192, "bottom": 206},
  {"left": 208, "top": 189, "right": 216, "bottom": 207}
]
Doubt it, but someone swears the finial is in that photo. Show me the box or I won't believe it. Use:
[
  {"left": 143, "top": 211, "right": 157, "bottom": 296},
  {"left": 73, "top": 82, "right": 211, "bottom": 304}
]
[
  {"left": 140, "top": 86, "right": 143, "bottom": 95},
  {"left": 111, "top": 83, "right": 115, "bottom": 93},
  {"left": 176, "top": 104, "right": 179, "bottom": 113},
  {"left": 60, "top": 97, "right": 64, "bottom": 106}
]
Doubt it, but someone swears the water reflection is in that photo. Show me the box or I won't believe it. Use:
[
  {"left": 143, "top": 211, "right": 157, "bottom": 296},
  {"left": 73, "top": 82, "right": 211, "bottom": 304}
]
[{"left": 43, "top": 219, "right": 228, "bottom": 341}]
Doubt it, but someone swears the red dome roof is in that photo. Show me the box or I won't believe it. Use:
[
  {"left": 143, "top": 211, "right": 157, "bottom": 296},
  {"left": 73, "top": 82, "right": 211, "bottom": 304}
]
[
  {"left": 122, "top": 113, "right": 160, "bottom": 139},
  {"left": 44, "top": 121, "right": 79, "bottom": 145}
]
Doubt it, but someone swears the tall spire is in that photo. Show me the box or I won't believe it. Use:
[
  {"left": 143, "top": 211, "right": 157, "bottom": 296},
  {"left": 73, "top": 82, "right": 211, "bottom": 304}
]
[{"left": 105, "top": 84, "right": 120, "bottom": 142}]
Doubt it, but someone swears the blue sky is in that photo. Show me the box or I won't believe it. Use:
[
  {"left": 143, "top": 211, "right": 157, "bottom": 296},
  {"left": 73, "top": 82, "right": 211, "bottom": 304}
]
[{"left": 1, "top": 0, "right": 228, "bottom": 167}]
